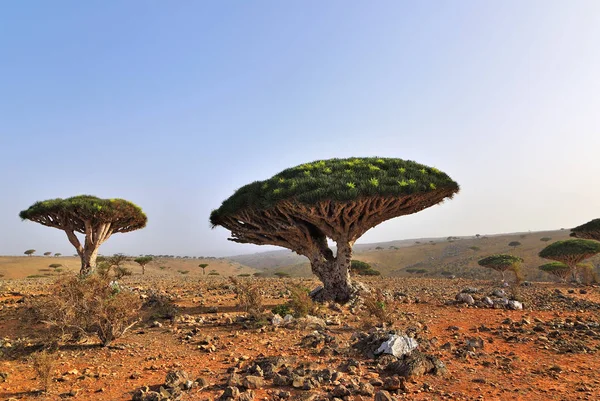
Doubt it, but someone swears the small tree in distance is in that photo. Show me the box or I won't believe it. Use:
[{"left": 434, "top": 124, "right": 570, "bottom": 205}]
[
  {"left": 43, "top": 252, "right": 52, "bottom": 256},
  {"left": 198, "top": 263, "right": 208, "bottom": 275},
  {"left": 539, "top": 239, "right": 600, "bottom": 283},
  {"left": 24, "top": 249, "right": 36, "bottom": 257},
  {"left": 54, "top": 253, "right": 61, "bottom": 257},
  {"left": 508, "top": 241, "right": 521, "bottom": 250},
  {"left": 134, "top": 256, "right": 153, "bottom": 275},
  {"left": 478, "top": 254, "right": 523, "bottom": 282},
  {"left": 540, "top": 237, "right": 552, "bottom": 243},
  {"left": 19, "top": 195, "right": 147, "bottom": 276}
]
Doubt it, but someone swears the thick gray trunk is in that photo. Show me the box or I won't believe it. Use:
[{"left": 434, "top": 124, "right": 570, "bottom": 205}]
[
  {"left": 310, "top": 240, "right": 363, "bottom": 303},
  {"left": 80, "top": 247, "right": 99, "bottom": 276}
]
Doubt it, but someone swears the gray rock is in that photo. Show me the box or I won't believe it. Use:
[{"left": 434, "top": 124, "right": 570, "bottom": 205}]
[
  {"left": 238, "top": 390, "right": 255, "bottom": 401},
  {"left": 491, "top": 289, "right": 506, "bottom": 297},
  {"left": 164, "top": 370, "right": 189, "bottom": 389},
  {"left": 456, "top": 293, "right": 475, "bottom": 305},
  {"left": 482, "top": 297, "right": 494, "bottom": 307},
  {"left": 241, "top": 375, "right": 265, "bottom": 389},
  {"left": 465, "top": 337, "right": 484, "bottom": 350}
]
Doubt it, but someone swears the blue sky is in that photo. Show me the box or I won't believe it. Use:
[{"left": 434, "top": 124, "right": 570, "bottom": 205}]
[{"left": 1, "top": 1, "right": 599, "bottom": 257}]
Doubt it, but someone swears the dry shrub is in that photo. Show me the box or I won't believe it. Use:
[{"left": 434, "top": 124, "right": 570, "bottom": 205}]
[
  {"left": 30, "top": 274, "right": 141, "bottom": 346},
  {"left": 143, "top": 293, "right": 179, "bottom": 321},
  {"left": 287, "top": 285, "right": 317, "bottom": 318},
  {"left": 360, "top": 289, "right": 396, "bottom": 329},
  {"left": 229, "top": 277, "right": 263, "bottom": 317},
  {"left": 579, "top": 264, "right": 599, "bottom": 285},
  {"left": 30, "top": 350, "right": 56, "bottom": 392}
]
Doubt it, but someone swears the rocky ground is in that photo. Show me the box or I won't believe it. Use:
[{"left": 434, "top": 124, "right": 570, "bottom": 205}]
[{"left": 0, "top": 276, "right": 599, "bottom": 401}]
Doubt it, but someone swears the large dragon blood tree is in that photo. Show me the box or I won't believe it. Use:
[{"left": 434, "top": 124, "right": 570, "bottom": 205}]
[
  {"left": 570, "top": 218, "right": 600, "bottom": 241},
  {"left": 20, "top": 195, "right": 147, "bottom": 276},
  {"left": 210, "top": 157, "right": 459, "bottom": 303}
]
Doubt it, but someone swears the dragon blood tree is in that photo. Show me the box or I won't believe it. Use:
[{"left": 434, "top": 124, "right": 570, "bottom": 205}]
[
  {"left": 539, "top": 239, "right": 600, "bottom": 282},
  {"left": 477, "top": 254, "right": 523, "bottom": 281},
  {"left": 210, "top": 157, "right": 459, "bottom": 303},
  {"left": 538, "top": 262, "right": 571, "bottom": 282},
  {"left": 20, "top": 195, "right": 147, "bottom": 276},
  {"left": 570, "top": 218, "right": 600, "bottom": 241}
]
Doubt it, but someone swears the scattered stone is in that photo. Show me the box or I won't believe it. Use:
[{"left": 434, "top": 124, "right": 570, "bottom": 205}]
[
  {"left": 507, "top": 300, "right": 523, "bottom": 310},
  {"left": 456, "top": 293, "right": 475, "bottom": 305},
  {"left": 0, "top": 372, "right": 8, "bottom": 382},
  {"left": 375, "top": 335, "right": 418, "bottom": 357},
  {"left": 465, "top": 337, "right": 484, "bottom": 351},
  {"left": 242, "top": 375, "right": 264, "bottom": 389},
  {"left": 385, "top": 350, "right": 446, "bottom": 378},
  {"left": 374, "top": 390, "right": 394, "bottom": 401}
]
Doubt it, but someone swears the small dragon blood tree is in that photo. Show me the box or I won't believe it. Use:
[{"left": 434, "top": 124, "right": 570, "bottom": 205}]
[
  {"left": 538, "top": 262, "right": 571, "bottom": 282},
  {"left": 570, "top": 218, "right": 600, "bottom": 241},
  {"left": 20, "top": 195, "right": 147, "bottom": 276},
  {"left": 478, "top": 254, "right": 523, "bottom": 281},
  {"left": 539, "top": 239, "right": 600, "bottom": 282},
  {"left": 210, "top": 157, "right": 459, "bottom": 303}
]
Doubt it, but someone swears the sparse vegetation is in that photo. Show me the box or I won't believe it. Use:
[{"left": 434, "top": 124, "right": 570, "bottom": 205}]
[
  {"left": 350, "top": 260, "right": 381, "bottom": 276},
  {"left": 229, "top": 277, "right": 263, "bottom": 319},
  {"left": 29, "top": 274, "right": 141, "bottom": 346},
  {"left": 24, "top": 249, "right": 36, "bottom": 257},
  {"left": 30, "top": 350, "right": 56, "bottom": 393}
]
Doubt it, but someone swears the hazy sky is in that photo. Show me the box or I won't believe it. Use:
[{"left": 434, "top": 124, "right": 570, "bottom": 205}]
[{"left": 1, "top": 1, "right": 599, "bottom": 257}]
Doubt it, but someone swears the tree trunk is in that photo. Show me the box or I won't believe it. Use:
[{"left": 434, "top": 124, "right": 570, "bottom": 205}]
[
  {"left": 142, "top": 265, "right": 145, "bottom": 275},
  {"left": 80, "top": 247, "right": 99, "bottom": 276},
  {"left": 310, "top": 240, "right": 363, "bottom": 303}
]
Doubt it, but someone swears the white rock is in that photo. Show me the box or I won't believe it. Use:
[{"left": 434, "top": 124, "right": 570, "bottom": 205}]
[
  {"left": 272, "top": 314, "right": 283, "bottom": 326},
  {"left": 283, "top": 314, "right": 294, "bottom": 324},
  {"left": 508, "top": 300, "right": 523, "bottom": 310},
  {"left": 375, "top": 335, "right": 418, "bottom": 357}
]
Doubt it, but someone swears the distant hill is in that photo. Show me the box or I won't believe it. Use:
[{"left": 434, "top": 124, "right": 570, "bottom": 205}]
[{"left": 228, "top": 229, "right": 600, "bottom": 281}]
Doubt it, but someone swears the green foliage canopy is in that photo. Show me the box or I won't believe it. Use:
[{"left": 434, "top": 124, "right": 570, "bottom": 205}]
[
  {"left": 134, "top": 256, "right": 153, "bottom": 266},
  {"left": 478, "top": 254, "right": 523, "bottom": 270},
  {"left": 210, "top": 157, "right": 459, "bottom": 225},
  {"left": 538, "top": 262, "right": 571, "bottom": 275},
  {"left": 539, "top": 239, "right": 600, "bottom": 264},
  {"left": 570, "top": 218, "right": 600, "bottom": 241},
  {"left": 20, "top": 195, "right": 147, "bottom": 234}
]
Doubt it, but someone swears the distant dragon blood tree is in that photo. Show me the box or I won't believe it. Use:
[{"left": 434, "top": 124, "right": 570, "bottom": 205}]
[
  {"left": 478, "top": 254, "right": 523, "bottom": 281},
  {"left": 539, "top": 239, "right": 600, "bottom": 282},
  {"left": 570, "top": 218, "right": 600, "bottom": 241},
  {"left": 20, "top": 195, "right": 147, "bottom": 276},
  {"left": 538, "top": 262, "right": 571, "bottom": 282},
  {"left": 210, "top": 157, "right": 459, "bottom": 303}
]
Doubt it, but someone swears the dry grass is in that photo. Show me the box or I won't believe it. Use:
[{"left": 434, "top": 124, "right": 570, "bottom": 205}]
[
  {"left": 229, "top": 276, "right": 264, "bottom": 318},
  {"left": 30, "top": 350, "right": 56, "bottom": 392}
]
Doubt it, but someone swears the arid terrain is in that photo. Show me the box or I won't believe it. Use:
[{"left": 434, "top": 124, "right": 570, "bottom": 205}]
[{"left": 1, "top": 231, "right": 599, "bottom": 401}]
